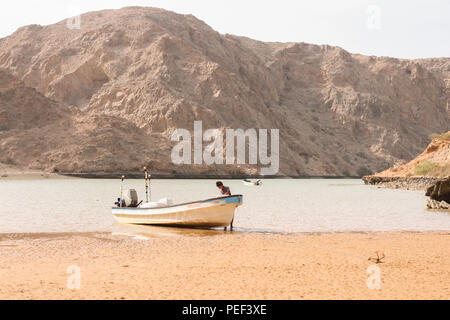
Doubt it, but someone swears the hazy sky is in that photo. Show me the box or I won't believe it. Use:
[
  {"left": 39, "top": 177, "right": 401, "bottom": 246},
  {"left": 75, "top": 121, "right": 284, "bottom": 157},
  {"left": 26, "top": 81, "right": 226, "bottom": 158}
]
[{"left": 0, "top": 0, "right": 449, "bottom": 59}]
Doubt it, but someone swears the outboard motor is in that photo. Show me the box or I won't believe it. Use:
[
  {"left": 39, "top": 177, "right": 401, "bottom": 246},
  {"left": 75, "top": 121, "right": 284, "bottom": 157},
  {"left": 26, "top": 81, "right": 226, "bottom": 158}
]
[
  {"left": 122, "top": 189, "right": 138, "bottom": 207},
  {"left": 115, "top": 189, "right": 138, "bottom": 207}
]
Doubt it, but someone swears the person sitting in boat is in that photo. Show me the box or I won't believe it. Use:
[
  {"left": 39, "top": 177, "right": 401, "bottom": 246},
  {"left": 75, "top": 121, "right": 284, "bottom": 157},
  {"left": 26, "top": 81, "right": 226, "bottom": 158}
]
[{"left": 216, "top": 181, "right": 231, "bottom": 196}]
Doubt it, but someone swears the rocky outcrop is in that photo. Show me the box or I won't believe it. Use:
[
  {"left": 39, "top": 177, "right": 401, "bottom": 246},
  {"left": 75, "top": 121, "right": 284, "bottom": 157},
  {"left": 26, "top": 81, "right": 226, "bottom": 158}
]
[
  {"left": 426, "top": 199, "right": 450, "bottom": 210},
  {"left": 366, "top": 134, "right": 450, "bottom": 178},
  {"left": 426, "top": 177, "right": 450, "bottom": 202},
  {"left": 364, "top": 133, "right": 450, "bottom": 190},
  {"left": 0, "top": 7, "right": 449, "bottom": 177},
  {"left": 426, "top": 177, "right": 450, "bottom": 210}
]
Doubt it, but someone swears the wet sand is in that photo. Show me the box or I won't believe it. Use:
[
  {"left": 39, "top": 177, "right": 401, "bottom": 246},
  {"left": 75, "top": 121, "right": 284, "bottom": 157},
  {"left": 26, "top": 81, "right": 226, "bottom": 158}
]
[{"left": 0, "top": 231, "right": 449, "bottom": 299}]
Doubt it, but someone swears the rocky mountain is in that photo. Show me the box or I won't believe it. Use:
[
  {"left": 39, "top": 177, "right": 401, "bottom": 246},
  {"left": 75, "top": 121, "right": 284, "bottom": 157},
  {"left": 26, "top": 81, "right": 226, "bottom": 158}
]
[{"left": 0, "top": 6, "right": 449, "bottom": 177}]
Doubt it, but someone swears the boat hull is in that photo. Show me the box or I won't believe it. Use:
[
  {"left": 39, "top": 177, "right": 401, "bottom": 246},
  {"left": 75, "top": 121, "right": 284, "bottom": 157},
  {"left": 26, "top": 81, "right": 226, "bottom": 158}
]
[
  {"left": 243, "top": 180, "right": 262, "bottom": 186},
  {"left": 112, "top": 195, "right": 243, "bottom": 228}
]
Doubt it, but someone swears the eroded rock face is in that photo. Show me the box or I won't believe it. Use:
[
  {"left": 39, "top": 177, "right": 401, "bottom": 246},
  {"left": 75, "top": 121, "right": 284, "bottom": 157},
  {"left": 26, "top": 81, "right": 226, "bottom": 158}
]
[
  {"left": 0, "top": 7, "right": 449, "bottom": 176},
  {"left": 426, "top": 177, "right": 450, "bottom": 203}
]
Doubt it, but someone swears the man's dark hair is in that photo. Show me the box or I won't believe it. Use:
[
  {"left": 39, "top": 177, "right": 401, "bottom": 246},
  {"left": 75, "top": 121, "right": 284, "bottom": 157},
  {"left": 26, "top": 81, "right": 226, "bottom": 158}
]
[{"left": 216, "top": 181, "right": 223, "bottom": 187}]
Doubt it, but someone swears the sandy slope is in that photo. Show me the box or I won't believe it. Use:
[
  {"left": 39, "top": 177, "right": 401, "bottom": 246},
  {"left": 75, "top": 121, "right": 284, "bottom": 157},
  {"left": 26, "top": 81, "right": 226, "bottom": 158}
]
[{"left": 371, "top": 133, "right": 450, "bottom": 178}]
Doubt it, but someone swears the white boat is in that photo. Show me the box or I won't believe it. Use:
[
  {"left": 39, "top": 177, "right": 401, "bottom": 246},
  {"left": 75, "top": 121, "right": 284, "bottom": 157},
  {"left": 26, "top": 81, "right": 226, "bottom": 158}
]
[
  {"left": 112, "top": 195, "right": 243, "bottom": 228},
  {"left": 243, "top": 179, "right": 262, "bottom": 186}
]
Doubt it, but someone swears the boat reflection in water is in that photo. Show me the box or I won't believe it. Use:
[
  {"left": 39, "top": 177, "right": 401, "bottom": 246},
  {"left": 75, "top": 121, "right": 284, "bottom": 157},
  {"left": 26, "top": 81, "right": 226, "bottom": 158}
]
[{"left": 112, "top": 222, "right": 230, "bottom": 239}]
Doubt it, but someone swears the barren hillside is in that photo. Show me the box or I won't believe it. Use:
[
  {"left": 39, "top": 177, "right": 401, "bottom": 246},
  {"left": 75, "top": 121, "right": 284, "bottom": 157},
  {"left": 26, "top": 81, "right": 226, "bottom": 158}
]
[
  {"left": 369, "top": 132, "right": 450, "bottom": 178},
  {"left": 0, "top": 7, "right": 449, "bottom": 176}
]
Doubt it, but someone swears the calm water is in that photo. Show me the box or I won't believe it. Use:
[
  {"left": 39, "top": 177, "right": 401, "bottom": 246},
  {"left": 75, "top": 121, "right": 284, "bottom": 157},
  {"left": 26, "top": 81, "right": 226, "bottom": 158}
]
[{"left": 0, "top": 179, "right": 449, "bottom": 234}]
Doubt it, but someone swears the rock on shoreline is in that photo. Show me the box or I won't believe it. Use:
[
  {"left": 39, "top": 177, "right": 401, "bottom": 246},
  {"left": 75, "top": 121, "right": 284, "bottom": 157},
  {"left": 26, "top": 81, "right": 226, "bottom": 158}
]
[
  {"left": 425, "top": 177, "right": 450, "bottom": 210},
  {"left": 426, "top": 199, "right": 450, "bottom": 210},
  {"left": 362, "top": 176, "right": 439, "bottom": 191}
]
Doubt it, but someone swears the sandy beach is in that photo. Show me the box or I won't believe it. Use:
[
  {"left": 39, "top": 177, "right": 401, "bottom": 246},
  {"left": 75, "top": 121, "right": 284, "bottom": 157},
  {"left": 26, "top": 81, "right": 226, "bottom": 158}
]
[
  {"left": 0, "top": 231, "right": 448, "bottom": 300},
  {"left": 0, "top": 166, "right": 66, "bottom": 180}
]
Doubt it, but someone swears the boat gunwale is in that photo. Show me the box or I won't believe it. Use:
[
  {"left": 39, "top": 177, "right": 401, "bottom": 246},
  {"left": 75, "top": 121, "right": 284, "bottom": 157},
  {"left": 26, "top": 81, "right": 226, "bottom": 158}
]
[{"left": 112, "top": 194, "right": 243, "bottom": 210}]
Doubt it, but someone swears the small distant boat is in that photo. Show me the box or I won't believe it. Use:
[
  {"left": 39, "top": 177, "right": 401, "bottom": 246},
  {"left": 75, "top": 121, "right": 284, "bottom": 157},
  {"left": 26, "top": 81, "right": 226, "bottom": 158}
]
[
  {"left": 243, "top": 179, "right": 262, "bottom": 186},
  {"left": 113, "top": 195, "right": 243, "bottom": 228}
]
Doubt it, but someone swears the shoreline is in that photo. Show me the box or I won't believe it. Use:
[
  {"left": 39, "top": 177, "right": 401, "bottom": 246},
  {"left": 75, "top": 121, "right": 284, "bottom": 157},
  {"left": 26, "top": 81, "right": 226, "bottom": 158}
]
[
  {"left": 362, "top": 176, "right": 438, "bottom": 191},
  {"left": 1, "top": 231, "right": 448, "bottom": 299},
  {"left": 0, "top": 169, "right": 72, "bottom": 180},
  {"left": 0, "top": 170, "right": 363, "bottom": 180},
  {"left": 1, "top": 229, "right": 449, "bottom": 238},
  {"left": 60, "top": 172, "right": 363, "bottom": 179}
]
